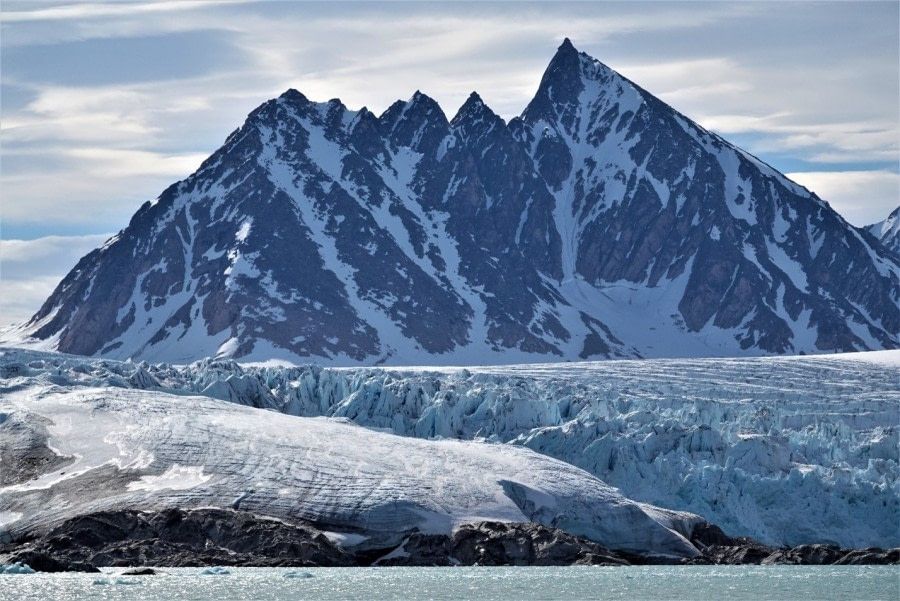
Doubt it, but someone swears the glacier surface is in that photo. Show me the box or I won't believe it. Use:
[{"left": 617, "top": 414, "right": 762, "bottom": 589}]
[
  {"left": 0, "top": 348, "right": 703, "bottom": 558},
  {"left": 1, "top": 348, "right": 897, "bottom": 549}
]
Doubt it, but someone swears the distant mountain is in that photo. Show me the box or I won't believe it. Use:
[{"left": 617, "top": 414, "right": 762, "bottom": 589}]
[
  {"left": 866, "top": 206, "right": 900, "bottom": 258},
  {"left": 9, "top": 39, "right": 899, "bottom": 364}
]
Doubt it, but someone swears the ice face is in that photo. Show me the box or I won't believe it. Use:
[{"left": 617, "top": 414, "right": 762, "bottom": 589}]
[
  {"left": 0, "top": 562, "right": 36, "bottom": 574},
  {"left": 1, "top": 347, "right": 897, "bottom": 549}
]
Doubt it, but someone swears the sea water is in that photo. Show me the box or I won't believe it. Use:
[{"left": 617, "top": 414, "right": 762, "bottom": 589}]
[{"left": 0, "top": 566, "right": 897, "bottom": 600}]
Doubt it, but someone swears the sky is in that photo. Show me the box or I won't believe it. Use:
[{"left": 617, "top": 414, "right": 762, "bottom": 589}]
[{"left": 1, "top": 0, "right": 898, "bottom": 327}]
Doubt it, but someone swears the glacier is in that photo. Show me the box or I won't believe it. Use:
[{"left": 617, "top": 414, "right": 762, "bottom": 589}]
[
  {"left": 1, "top": 347, "right": 897, "bottom": 549},
  {"left": 0, "top": 348, "right": 705, "bottom": 558}
]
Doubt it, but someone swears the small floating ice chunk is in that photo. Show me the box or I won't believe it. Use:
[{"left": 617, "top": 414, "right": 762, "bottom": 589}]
[
  {"left": 0, "top": 562, "right": 35, "bottom": 574},
  {"left": 284, "top": 571, "right": 314, "bottom": 579},
  {"left": 200, "top": 566, "right": 231, "bottom": 575}
]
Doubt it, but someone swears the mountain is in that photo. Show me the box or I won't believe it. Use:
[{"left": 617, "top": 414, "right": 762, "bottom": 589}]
[
  {"left": 866, "top": 206, "right": 900, "bottom": 258},
  {"left": 8, "top": 39, "right": 899, "bottom": 364}
]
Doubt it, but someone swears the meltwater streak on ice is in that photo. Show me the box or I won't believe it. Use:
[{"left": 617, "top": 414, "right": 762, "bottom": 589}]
[{"left": 1, "top": 566, "right": 898, "bottom": 601}]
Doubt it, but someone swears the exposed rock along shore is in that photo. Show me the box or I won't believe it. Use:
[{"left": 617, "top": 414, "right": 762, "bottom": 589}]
[{"left": 2, "top": 509, "right": 897, "bottom": 572}]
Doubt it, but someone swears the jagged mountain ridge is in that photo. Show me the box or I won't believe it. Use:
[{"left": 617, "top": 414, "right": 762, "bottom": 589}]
[{"left": 12, "top": 39, "right": 900, "bottom": 364}]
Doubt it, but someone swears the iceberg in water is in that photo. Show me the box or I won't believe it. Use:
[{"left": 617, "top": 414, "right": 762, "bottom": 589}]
[
  {"left": 0, "top": 562, "right": 35, "bottom": 574},
  {"left": 200, "top": 567, "right": 232, "bottom": 576}
]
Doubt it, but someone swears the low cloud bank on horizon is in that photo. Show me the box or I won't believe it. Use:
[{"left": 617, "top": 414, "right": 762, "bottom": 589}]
[
  {"left": 1, "top": 1, "right": 897, "bottom": 327},
  {"left": 0, "top": 234, "right": 113, "bottom": 327}
]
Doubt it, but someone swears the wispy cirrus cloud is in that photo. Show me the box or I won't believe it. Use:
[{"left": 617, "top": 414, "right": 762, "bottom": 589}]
[
  {"left": 0, "top": 0, "right": 255, "bottom": 25},
  {"left": 698, "top": 113, "right": 898, "bottom": 165},
  {"left": 1, "top": 0, "right": 897, "bottom": 244}
]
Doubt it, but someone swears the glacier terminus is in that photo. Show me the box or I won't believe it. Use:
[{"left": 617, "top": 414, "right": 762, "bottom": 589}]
[{"left": 1, "top": 39, "right": 898, "bottom": 571}]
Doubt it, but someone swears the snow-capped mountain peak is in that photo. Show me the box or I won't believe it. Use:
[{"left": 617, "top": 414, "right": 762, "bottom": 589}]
[{"left": 6, "top": 40, "right": 898, "bottom": 364}]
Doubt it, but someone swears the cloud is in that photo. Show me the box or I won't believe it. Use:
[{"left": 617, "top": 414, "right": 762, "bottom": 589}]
[
  {"left": 0, "top": 167, "right": 198, "bottom": 231},
  {"left": 613, "top": 53, "right": 898, "bottom": 168},
  {"left": 785, "top": 171, "right": 899, "bottom": 227},
  {"left": 1, "top": 1, "right": 897, "bottom": 239},
  {"left": 1, "top": 0, "right": 252, "bottom": 24},
  {"left": 64, "top": 148, "right": 208, "bottom": 178},
  {"left": 0, "top": 234, "right": 112, "bottom": 326},
  {"left": 699, "top": 114, "right": 898, "bottom": 165}
]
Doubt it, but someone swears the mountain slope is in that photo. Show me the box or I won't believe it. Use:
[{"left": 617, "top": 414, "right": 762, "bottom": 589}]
[
  {"left": 7, "top": 39, "right": 898, "bottom": 364},
  {"left": 866, "top": 206, "right": 900, "bottom": 258}
]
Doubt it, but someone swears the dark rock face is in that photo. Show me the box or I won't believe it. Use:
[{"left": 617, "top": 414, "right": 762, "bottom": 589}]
[
  {"left": 14, "top": 40, "right": 899, "bottom": 364},
  {"left": 688, "top": 522, "right": 900, "bottom": 566},
  {"left": 369, "top": 521, "right": 630, "bottom": 566},
  {"left": 0, "top": 508, "right": 353, "bottom": 570},
  {"left": 448, "top": 521, "right": 629, "bottom": 566},
  {"left": 371, "top": 520, "right": 900, "bottom": 567},
  {"left": 5, "top": 551, "right": 100, "bottom": 573},
  {"left": 3, "top": 512, "right": 897, "bottom": 570},
  {"left": 120, "top": 567, "right": 158, "bottom": 575},
  {"left": 0, "top": 410, "right": 74, "bottom": 487},
  {"left": 365, "top": 532, "right": 454, "bottom": 567}
]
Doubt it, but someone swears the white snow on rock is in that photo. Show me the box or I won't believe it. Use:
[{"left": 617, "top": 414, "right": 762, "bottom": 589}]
[{"left": 866, "top": 206, "right": 900, "bottom": 257}]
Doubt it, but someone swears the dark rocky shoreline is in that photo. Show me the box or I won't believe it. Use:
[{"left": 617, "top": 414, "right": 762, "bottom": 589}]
[{"left": 2, "top": 508, "right": 897, "bottom": 572}]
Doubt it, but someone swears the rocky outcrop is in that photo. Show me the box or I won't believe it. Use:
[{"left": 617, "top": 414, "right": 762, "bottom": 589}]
[
  {"left": 370, "top": 520, "right": 900, "bottom": 567},
  {"left": 3, "top": 511, "right": 897, "bottom": 571},
  {"left": 688, "top": 522, "right": 900, "bottom": 566},
  {"left": 449, "top": 521, "right": 629, "bottom": 566},
  {"left": 866, "top": 206, "right": 900, "bottom": 258},
  {"left": 120, "top": 567, "right": 159, "bottom": 575},
  {"left": 0, "top": 508, "right": 353, "bottom": 570},
  {"left": 372, "top": 521, "right": 628, "bottom": 566},
  {"left": 3, "top": 552, "right": 100, "bottom": 573}
]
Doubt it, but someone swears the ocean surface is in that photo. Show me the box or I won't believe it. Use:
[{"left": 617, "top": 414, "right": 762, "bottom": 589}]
[{"left": 1, "top": 566, "right": 898, "bottom": 600}]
